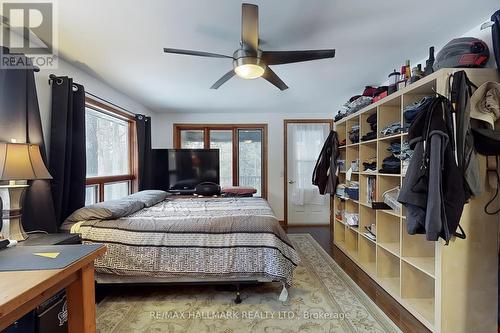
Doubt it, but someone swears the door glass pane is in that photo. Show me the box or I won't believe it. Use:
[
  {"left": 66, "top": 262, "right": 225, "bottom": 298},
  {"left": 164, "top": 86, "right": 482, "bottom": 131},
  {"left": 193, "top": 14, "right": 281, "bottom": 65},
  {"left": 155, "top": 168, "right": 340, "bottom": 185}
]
[
  {"left": 104, "top": 181, "right": 130, "bottom": 201},
  {"left": 180, "top": 130, "right": 204, "bottom": 149},
  {"left": 210, "top": 130, "right": 233, "bottom": 187},
  {"left": 85, "top": 108, "right": 129, "bottom": 177},
  {"left": 85, "top": 185, "right": 98, "bottom": 205},
  {"left": 288, "top": 123, "right": 330, "bottom": 206},
  {"left": 238, "top": 129, "right": 262, "bottom": 196}
]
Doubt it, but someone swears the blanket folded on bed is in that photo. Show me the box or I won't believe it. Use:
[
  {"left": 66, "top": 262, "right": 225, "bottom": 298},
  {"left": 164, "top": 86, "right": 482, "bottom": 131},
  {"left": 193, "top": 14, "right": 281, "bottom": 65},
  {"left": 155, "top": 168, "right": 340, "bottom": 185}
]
[{"left": 69, "top": 197, "right": 300, "bottom": 287}]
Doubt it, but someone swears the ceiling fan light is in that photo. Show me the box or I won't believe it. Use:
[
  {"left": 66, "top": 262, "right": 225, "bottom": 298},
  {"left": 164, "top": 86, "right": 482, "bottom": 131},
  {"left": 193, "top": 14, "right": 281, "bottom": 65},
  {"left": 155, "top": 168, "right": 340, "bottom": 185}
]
[{"left": 234, "top": 64, "right": 265, "bottom": 79}]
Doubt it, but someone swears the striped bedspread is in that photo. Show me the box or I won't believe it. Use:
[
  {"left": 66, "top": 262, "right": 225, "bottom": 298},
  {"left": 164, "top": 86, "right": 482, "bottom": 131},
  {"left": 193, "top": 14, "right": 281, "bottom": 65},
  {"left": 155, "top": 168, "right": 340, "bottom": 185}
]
[{"left": 75, "top": 197, "right": 300, "bottom": 286}]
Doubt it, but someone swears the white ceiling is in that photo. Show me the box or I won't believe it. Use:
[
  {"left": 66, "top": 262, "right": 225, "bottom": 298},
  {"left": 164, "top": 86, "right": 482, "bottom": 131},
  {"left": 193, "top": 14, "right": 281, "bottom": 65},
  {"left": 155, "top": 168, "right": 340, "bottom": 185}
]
[{"left": 56, "top": 0, "right": 497, "bottom": 114}]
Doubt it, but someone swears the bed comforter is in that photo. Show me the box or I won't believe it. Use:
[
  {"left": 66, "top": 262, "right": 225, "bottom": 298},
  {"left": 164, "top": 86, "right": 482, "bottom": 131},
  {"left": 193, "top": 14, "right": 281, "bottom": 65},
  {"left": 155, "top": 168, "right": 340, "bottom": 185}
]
[{"left": 69, "top": 197, "right": 300, "bottom": 287}]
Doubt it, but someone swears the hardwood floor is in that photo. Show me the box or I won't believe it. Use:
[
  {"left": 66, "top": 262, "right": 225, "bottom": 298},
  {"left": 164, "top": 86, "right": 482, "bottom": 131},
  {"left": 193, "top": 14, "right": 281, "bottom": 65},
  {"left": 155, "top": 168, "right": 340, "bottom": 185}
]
[{"left": 285, "top": 225, "right": 431, "bottom": 333}]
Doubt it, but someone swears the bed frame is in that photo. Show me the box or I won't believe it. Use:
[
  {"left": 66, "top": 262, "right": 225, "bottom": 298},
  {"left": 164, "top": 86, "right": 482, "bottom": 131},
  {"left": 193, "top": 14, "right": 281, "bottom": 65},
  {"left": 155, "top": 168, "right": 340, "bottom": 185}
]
[{"left": 95, "top": 273, "right": 276, "bottom": 303}]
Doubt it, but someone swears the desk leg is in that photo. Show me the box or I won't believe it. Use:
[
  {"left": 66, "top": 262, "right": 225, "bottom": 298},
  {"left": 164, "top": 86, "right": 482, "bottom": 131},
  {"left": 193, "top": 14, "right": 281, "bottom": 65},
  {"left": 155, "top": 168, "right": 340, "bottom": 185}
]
[{"left": 66, "top": 263, "right": 96, "bottom": 333}]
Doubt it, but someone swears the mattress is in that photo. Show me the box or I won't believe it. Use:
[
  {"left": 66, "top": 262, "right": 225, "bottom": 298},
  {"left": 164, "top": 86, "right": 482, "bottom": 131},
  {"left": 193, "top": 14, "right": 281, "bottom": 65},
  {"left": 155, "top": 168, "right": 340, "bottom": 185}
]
[{"left": 66, "top": 197, "right": 300, "bottom": 287}]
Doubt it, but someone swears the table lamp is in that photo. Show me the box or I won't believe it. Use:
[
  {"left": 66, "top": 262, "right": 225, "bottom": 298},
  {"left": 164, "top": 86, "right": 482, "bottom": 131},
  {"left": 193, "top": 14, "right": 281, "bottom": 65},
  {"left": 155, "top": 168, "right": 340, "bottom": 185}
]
[{"left": 0, "top": 142, "right": 52, "bottom": 241}]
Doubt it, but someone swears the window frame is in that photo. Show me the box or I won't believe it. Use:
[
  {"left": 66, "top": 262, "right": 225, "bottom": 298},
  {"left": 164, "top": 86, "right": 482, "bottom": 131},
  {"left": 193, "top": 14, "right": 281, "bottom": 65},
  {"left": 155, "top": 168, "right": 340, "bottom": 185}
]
[
  {"left": 173, "top": 124, "right": 268, "bottom": 198},
  {"left": 85, "top": 97, "right": 138, "bottom": 203}
]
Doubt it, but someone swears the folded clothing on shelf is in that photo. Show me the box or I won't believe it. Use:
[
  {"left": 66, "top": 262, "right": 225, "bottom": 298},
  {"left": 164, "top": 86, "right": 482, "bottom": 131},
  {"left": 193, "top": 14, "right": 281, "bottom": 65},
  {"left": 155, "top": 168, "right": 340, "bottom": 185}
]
[
  {"left": 380, "top": 122, "right": 402, "bottom": 136},
  {"left": 361, "top": 113, "right": 378, "bottom": 141},
  {"left": 386, "top": 140, "right": 401, "bottom": 155},
  {"left": 362, "top": 156, "right": 377, "bottom": 172},
  {"left": 344, "top": 212, "right": 359, "bottom": 227},
  {"left": 403, "top": 96, "right": 433, "bottom": 132},
  {"left": 394, "top": 141, "right": 412, "bottom": 161},
  {"left": 348, "top": 124, "right": 360, "bottom": 144},
  {"left": 361, "top": 131, "right": 377, "bottom": 141},
  {"left": 379, "top": 155, "right": 401, "bottom": 174},
  {"left": 334, "top": 96, "right": 374, "bottom": 122},
  {"left": 346, "top": 180, "right": 359, "bottom": 200}
]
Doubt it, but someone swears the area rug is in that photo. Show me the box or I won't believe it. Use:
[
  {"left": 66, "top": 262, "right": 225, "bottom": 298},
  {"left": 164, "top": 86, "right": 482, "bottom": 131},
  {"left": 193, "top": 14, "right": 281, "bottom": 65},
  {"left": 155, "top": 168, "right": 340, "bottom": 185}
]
[{"left": 96, "top": 234, "right": 401, "bottom": 333}]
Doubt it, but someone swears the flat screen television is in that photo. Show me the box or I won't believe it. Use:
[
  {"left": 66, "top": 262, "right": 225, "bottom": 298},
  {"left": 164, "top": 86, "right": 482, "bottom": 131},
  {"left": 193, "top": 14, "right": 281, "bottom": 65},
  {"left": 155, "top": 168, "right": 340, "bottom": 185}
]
[{"left": 167, "top": 149, "right": 220, "bottom": 193}]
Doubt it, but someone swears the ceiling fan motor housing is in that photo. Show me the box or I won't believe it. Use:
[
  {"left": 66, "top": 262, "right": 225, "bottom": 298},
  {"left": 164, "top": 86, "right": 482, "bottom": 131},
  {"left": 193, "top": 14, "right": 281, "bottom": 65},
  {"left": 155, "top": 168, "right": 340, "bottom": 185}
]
[{"left": 233, "top": 48, "right": 266, "bottom": 79}]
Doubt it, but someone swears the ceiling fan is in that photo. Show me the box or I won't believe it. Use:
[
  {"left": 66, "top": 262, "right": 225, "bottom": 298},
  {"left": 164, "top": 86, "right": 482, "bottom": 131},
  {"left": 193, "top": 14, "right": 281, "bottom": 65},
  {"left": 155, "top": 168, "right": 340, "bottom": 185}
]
[{"left": 163, "top": 3, "right": 335, "bottom": 90}]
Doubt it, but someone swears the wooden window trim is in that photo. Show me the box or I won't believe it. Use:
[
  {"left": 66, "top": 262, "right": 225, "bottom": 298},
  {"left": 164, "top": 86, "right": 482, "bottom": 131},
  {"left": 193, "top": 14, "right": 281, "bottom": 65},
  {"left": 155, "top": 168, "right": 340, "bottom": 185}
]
[
  {"left": 173, "top": 124, "right": 268, "bottom": 199},
  {"left": 85, "top": 96, "right": 138, "bottom": 201}
]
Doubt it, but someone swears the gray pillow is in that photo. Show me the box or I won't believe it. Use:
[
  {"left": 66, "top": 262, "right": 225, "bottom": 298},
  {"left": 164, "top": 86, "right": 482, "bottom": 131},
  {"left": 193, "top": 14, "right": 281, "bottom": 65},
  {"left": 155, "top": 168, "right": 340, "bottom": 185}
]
[
  {"left": 65, "top": 199, "right": 145, "bottom": 222},
  {"left": 126, "top": 190, "right": 169, "bottom": 207}
]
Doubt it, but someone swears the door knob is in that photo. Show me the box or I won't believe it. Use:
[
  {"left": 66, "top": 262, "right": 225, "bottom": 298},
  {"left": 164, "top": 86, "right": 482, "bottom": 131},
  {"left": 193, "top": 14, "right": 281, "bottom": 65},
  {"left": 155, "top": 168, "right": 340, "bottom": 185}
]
[{"left": 288, "top": 180, "right": 295, "bottom": 184}]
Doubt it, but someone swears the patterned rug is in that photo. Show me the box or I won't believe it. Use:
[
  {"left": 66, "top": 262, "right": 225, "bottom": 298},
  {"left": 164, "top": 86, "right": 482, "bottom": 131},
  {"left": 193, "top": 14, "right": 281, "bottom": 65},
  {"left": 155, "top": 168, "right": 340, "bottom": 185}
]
[{"left": 96, "top": 234, "right": 401, "bottom": 333}]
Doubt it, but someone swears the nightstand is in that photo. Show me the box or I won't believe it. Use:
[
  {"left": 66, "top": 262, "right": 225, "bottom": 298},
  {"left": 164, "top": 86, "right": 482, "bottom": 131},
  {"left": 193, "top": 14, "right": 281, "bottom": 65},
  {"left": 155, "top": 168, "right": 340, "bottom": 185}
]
[
  {"left": 17, "top": 233, "right": 81, "bottom": 246},
  {"left": 4, "top": 233, "right": 82, "bottom": 333}
]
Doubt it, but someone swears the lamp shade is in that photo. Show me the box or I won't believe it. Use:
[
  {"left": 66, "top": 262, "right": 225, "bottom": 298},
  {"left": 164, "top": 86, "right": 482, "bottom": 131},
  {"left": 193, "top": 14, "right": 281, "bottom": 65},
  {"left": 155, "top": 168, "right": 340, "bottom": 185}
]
[{"left": 0, "top": 143, "right": 52, "bottom": 180}]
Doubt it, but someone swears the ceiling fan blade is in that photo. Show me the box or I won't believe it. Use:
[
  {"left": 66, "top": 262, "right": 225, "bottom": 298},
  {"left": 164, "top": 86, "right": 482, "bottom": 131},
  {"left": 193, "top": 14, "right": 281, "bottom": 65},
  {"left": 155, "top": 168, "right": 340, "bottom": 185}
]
[
  {"left": 241, "top": 3, "right": 259, "bottom": 52},
  {"left": 261, "top": 49, "right": 335, "bottom": 65},
  {"left": 210, "top": 70, "right": 236, "bottom": 89},
  {"left": 262, "top": 67, "right": 289, "bottom": 91},
  {"left": 163, "top": 48, "right": 232, "bottom": 59}
]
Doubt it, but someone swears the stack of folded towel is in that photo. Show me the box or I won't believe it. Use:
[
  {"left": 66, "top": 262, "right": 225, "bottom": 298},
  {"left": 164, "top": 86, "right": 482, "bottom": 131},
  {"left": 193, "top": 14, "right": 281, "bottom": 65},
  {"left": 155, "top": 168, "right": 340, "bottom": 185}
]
[{"left": 361, "top": 113, "right": 378, "bottom": 141}]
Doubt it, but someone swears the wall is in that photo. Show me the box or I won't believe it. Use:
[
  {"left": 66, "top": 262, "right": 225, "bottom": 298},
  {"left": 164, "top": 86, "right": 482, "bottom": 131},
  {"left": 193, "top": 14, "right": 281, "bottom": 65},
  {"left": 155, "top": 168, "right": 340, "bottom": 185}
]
[
  {"left": 34, "top": 58, "right": 156, "bottom": 157},
  {"left": 152, "top": 112, "right": 333, "bottom": 220},
  {"left": 6, "top": 27, "right": 156, "bottom": 156}
]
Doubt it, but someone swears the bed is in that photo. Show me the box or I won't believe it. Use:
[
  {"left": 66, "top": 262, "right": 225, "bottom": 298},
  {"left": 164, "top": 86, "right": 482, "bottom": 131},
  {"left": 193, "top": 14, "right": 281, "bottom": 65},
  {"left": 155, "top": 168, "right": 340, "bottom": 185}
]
[{"left": 61, "top": 191, "right": 300, "bottom": 301}]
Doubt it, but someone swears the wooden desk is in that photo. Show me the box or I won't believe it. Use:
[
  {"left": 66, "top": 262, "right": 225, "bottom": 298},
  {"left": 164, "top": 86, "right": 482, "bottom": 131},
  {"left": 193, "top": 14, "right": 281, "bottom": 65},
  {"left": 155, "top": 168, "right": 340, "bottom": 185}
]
[{"left": 0, "top": 244, "right": 106, "bottom": 332}]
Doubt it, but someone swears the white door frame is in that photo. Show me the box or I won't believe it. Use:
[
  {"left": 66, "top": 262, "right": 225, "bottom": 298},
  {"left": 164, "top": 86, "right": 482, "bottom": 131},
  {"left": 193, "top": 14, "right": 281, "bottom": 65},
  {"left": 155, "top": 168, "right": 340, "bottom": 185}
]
[{"left": 283, "top": 119, "right": 333, "bottom": 226}]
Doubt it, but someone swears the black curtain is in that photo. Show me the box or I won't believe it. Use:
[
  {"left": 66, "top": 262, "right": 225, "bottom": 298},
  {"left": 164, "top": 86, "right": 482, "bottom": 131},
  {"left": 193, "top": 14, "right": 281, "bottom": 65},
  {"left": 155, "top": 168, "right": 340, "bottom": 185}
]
[
  {"left": 135, "top": 114, "right": 153, "bottom": 190},
  {"left": 49, "top": 76, "right": 86, "bottom": 226},
  {"left": 0, "top": 46, "right": 57, "bottom": 232}
]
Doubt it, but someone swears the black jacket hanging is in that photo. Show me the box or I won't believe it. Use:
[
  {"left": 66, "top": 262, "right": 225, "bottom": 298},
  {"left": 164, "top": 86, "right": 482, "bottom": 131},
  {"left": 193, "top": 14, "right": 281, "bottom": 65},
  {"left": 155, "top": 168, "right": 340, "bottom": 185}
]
[
  {"left": 312, "top": 130, "right": 340, "bottom": 195},
  {"left": 398, "top": 96, "right": 466, "bottom": 244}
]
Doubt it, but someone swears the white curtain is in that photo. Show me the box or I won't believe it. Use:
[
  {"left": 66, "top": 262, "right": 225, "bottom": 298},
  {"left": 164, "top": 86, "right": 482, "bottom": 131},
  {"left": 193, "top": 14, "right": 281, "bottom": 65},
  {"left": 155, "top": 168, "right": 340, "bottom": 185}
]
[{"left": 289, "top": 123, "right": 330, "bottom": 206}]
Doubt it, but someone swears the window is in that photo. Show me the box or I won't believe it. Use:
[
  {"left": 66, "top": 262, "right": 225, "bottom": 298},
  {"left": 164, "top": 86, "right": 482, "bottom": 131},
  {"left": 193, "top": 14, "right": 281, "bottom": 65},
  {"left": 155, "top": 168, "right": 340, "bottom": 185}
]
[
  {"left": 85, "top": 97, "right": 137, "bottom": 204},
  {"left": 174, "top": 124, "right": 267, "bottom": 197}
]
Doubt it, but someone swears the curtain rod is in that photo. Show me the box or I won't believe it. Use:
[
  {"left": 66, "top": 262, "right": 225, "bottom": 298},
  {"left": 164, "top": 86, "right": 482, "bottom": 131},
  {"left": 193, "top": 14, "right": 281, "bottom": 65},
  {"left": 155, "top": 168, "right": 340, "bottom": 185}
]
[{"left": 48, "top": 74, "right": 136, "bottom": 116}]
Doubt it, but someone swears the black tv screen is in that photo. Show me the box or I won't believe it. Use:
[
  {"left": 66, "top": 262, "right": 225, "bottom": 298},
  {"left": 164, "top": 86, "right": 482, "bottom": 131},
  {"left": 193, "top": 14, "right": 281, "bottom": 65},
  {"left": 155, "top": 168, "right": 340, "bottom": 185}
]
[{"left": 167, "top": 149, "right": 220, "bottom": 192}]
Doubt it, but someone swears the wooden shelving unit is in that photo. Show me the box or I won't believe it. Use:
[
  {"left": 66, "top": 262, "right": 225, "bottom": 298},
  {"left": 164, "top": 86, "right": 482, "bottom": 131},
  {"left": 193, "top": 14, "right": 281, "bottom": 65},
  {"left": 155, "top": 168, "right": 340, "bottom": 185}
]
[{"left": 333, "top": 68, "right": 500, "bottom": 333}]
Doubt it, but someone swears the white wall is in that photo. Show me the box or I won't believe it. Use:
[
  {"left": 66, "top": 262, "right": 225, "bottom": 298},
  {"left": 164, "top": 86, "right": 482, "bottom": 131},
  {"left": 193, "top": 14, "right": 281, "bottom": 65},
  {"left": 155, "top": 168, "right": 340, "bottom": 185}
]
[
  {"left": 152, "top": 112, "right": 333, "bottom": 220},
  {"left": 33, "top": 57, "right": 156, "bottom": 157}
]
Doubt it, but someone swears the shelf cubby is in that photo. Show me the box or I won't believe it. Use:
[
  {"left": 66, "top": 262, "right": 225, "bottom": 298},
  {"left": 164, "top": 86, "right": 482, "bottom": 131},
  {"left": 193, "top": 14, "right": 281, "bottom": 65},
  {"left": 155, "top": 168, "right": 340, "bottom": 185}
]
[
  {"left": 336, "top": 122, "right": 347, "bottom": 145},
  {"left": 359, "top": 236, "right": 376, "bottom": 276},
  {"left": 377, "top": 246, "right": 401, "bottom": 297},
  {"left": 402, "top": 221, "right": 435, "bottom": 278},
  {"left": 377, "top": 138, "right": 402, "bottom": 173},
  {"left": 376, "top": 175, "right": 400, "bottom": 203},
  {"left": 345, "top": 145, "right": 359, "bottom": 172},
  {"left": 359, "top": 204, "right": 375, "bottom": 231},
  {"left": 401, "top": 261, "right": 435, "bottom": 327},
  {"left": 378, "top": 98, "right": 401, "bottom": 140},
  {"left": 345, "top": 227, "right": 359, "bottom": 258},
  {"left": 359, "top": 175, "right": 376, "bottom": 206},
  {"left": 360, "top": 107, "right": 377, "bottom": 140},
  {"left": 334, "top": 220, "right": 345, "bottom": 246},
  {"left": 346, "top": 116, "right": 360, "bottom": 145},
  {"left": 377, "top": 212, "right": 400, "bottom": 256}
]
